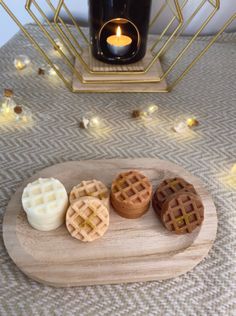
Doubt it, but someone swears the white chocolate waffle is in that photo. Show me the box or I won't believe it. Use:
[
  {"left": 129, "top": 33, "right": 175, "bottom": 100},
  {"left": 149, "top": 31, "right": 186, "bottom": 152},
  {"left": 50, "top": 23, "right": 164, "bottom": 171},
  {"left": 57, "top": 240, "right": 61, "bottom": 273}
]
[
  {"left": 69, "top": 180, "right": 110, "bottom": 208},
  {"left": 66, "top": 196, "right": 109, "bottom": 242},
  {"left": 22, "top": 178, "right": 68, "bottom": 231}
]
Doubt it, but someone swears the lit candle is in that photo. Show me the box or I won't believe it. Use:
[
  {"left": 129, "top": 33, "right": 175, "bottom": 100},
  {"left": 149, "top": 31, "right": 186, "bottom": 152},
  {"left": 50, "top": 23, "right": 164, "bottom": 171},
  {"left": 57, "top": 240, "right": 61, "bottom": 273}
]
[{"left": 106, "top": 26, "right": 132, "bottom": 57}]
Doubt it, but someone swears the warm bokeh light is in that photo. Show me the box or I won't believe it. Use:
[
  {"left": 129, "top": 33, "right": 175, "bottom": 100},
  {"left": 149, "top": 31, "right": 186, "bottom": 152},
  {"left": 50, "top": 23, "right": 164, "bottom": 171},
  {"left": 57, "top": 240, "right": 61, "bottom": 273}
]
[
  {"left": 147, "top": 104, "right": 158, "bottom": 115},
  {"left": 173, "top": 118, "right": 189, "bottom": 133},
  {"left": 218, "top": 163, "right": 236, "bottom": 190},
  {"left": 187, "top": 117, "right": 199, "bottom": 127},
  {"left": 14, "top": 55, "right": 31, "bottom": 71},
  {"left": 134, "top": 104, "right": 159, "bottom": 119},
  {"left": 231, "top": 164, "right": 236, "bottom": 174},
  {"left": 90, "top": 116, "right": 101, "bottom": 128},
  {"left": 0, "top": 97, "right": 33, "bottom": 129},
  {"left": 49, "top": 66, "right": 58, "bottom": 76}
]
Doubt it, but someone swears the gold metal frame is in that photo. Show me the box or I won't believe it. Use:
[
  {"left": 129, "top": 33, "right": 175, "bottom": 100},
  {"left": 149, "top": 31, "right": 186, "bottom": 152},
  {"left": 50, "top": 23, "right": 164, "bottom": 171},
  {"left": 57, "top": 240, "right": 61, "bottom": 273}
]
[
  {"left": 25, "top": 0, "right": 84, "bottom": 84},
  {"left": 24, "top": 0, "right": 163, "bottom": 84},
  {"left": 0, "top": 0, "right": 235, "bottom": 92}
]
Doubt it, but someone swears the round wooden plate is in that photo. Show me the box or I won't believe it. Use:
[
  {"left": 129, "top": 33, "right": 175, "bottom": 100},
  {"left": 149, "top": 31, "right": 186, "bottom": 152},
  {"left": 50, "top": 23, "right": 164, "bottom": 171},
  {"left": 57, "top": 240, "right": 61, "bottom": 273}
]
[{"left": 3, "top": 159, "right": 217, "bottom": 287}]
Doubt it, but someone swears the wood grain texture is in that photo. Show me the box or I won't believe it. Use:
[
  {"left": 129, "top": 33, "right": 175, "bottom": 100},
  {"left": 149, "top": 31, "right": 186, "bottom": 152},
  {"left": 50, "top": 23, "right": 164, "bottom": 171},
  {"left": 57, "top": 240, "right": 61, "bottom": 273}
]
[
  {"left": 3, "top": 159, "right": 217, "bottom": 287},
  {"left": 87, "top": 49, "right": 154, "bottom": 72},
  {"left": 72, "top": 48, "right": 168, "bottom": 93},
  {"left": 76, "top": 57, "right": 162, "bottom": 82}
]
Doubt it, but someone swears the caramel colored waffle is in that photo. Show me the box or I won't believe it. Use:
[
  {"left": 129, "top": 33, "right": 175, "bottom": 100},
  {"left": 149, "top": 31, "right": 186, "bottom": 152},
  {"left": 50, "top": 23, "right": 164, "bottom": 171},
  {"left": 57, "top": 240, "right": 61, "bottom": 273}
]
[
  {"left": 69, "top": 180, "right": 109, "bottom": 208},
  {"left": 155, "top": 177, "right": 196, "bottom": 208},
  {"left": 111, "top": 196, "right": 150, "bottom": 219},
  {"left": 161, "top": 192, "right": 204, "bottom": 234},
  {"left": 66, "top": 197, "right": 109, "bottom": 242},
  {"left": 111, "top": 171, "right": 152, "bottom": 219}
]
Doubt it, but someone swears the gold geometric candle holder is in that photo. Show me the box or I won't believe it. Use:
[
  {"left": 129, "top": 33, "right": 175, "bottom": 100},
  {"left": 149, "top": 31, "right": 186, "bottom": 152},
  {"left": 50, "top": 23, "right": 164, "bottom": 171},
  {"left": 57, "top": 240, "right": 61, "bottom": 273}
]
[{"left": 0, "top": 0, "right": 235, "bottom": 93}]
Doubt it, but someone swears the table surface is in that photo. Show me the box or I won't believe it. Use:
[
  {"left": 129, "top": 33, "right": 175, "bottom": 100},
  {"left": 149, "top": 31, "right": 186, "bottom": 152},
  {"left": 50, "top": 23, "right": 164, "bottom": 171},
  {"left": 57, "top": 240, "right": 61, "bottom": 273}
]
[{"left": 0, "top": 24, "right": 235, "bottom": 315}]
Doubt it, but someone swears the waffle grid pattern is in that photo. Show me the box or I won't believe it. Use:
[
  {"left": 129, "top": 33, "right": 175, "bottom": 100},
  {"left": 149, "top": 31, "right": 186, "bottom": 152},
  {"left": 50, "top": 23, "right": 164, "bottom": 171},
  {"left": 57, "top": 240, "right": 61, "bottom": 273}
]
[
  {"left": 69, "top": 180, "right": 109, "bottom": 204},
  {"left": 112, "top": 171, "right": 152, "bottom": 204},
  {"left": 162, "top": 193, "right": 204, "bottom": 234},
  {"left": 66, "top": 198, "right": 109, "bottom": 242},
  {"left": 22, "top": 178, "right": 66, "bottom": 215},
  {"left": 156, "top": 178, "right": 196, "bottom": 205}
]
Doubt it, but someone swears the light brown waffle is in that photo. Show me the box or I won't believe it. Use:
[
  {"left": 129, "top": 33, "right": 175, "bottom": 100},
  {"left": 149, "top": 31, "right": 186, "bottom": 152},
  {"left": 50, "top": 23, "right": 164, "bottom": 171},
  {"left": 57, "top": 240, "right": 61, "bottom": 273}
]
[
  {"left": 69, "top": 180, "right": 109, "bottom": 208},
  {"left": 161, "top": 192, "right": 204, "bottom": 234},
  {"left": 66, "top": 197, "right": 109, "bottom": 242},
  {"left": 156, "top": 177, "right": 196, "bottom": 208}
]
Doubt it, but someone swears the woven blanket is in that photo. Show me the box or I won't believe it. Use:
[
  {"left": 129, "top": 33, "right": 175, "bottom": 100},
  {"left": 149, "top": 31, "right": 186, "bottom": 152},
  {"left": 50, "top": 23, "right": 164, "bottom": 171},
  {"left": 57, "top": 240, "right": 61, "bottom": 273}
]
[{"left": 0, "top": 25, "right": 235, "bottom": 315}]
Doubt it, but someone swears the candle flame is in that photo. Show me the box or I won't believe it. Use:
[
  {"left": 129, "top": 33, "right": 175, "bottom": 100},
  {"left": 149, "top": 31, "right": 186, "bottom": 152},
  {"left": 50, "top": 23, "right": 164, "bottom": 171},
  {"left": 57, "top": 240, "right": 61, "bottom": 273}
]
[{"left": 116, "top": 26, "right": 121, "bottom": 37}]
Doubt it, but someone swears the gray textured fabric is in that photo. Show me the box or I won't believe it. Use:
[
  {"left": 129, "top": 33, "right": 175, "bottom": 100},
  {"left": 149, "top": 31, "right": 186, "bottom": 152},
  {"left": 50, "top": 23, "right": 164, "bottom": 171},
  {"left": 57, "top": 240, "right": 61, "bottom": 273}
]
[{"left": 0, "top": 25, "right": 236, "bottom": 316}]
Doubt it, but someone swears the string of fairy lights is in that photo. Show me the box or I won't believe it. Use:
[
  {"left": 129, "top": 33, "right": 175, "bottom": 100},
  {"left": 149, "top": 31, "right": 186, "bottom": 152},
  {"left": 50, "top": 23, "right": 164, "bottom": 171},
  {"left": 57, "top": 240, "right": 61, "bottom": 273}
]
[
  {"left": 0, "top": 41, "right": 235, "bottom": 188},
  {"left": 0, "top": 39, "right": 199, "bottom": 134}
]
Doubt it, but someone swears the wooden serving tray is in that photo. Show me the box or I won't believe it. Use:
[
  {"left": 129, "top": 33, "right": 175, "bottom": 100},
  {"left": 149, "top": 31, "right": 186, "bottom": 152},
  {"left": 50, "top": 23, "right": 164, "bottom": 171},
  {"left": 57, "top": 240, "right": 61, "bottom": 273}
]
[{"left": 3, "top": 159, "right": 217, "bottom": 287}]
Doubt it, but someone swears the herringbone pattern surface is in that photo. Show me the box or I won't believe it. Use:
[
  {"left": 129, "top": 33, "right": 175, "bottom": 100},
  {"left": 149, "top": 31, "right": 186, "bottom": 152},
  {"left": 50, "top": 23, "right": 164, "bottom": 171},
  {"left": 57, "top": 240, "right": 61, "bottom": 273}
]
[{"left": 0, "top": 25, "right": 235, "bottom": 315}]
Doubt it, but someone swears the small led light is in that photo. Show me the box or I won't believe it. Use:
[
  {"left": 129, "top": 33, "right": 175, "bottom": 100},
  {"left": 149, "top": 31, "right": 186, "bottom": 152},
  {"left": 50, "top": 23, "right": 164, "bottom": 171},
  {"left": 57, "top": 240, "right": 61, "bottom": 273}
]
[
  {"left": 90, "top": 116, "right": 101, "bottom": 128},
  {"left": 173, "top": 115, "right": 199, "bottom": 133},
  {"left": 54, "top": 38, "right": 63, "bottom": 51},
  {"left": 80, "top": 112, "right": 106, "bottom": 130},
  {"left": 48, "top": 65, "right": 59, "bottom": 76},
  {"left": 14, "top": 55, "right": 31, "bottom": 70},
  {"left": 0, "top": 97, "right": 15, "bottom": 116},
  {"left": 0, "top": 94, "right": 33, "bottom": 126},
  {"left": 187, "top": 117, "right": 199, "bottom": 127},
  {"left": 173, "top": 116, "right": 190, "bottom": 133},
  {"left": 146, "top": 104, "right": 159, "bottom": 115},
  {"left": 4, "top": 106, "right": 11, "bottom": 114},
  {"left": 14, "top": 106, "right": 32, "bottom": 123},
  {"left": 132, "top": 103, "right": 159, "bottom": 119}
]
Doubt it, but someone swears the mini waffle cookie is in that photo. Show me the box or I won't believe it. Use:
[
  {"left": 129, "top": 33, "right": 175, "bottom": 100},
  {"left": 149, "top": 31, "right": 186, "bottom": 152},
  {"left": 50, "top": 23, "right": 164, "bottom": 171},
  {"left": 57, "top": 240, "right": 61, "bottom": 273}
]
[
  {"left": 161, "top": 191, "right": 204, "bottom": 234},
  {"left": 155, "top": 177, "right": 196, "bottom": 209},
  {"left": 111, "top": 196, "right": 150, "bottom": 219},
  {"left": 111, "top": 170, "right": 152, "bottom": 219},
  {"left": 66, "top": 197, "right": 109, "bottom": 242},
  {"left": 69, "top": 180, "right": 109, "bottom": 208}
]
